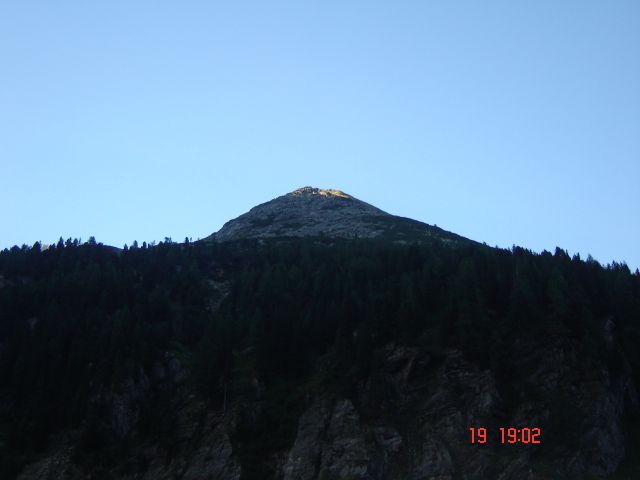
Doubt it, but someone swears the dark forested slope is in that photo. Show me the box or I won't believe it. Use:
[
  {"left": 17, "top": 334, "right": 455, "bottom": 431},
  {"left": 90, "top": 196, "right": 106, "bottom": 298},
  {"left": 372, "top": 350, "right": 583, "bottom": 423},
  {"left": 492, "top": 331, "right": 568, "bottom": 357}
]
[{"left": 0, "top": 236, "right": 639, "bottom": 479}]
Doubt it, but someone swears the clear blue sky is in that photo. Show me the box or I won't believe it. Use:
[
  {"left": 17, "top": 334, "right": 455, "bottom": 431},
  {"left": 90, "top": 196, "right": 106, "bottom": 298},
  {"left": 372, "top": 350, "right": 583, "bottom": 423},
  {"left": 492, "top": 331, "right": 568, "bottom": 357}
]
[{"left": 1, "top": 2, "right": 638, "bottom": 269}]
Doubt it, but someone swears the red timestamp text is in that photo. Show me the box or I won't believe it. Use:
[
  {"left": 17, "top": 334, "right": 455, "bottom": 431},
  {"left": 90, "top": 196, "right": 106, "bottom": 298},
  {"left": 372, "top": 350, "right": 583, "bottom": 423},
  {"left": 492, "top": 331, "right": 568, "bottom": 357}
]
[{"left": 469, "top": 427, "right": 541, "bottom": 444}]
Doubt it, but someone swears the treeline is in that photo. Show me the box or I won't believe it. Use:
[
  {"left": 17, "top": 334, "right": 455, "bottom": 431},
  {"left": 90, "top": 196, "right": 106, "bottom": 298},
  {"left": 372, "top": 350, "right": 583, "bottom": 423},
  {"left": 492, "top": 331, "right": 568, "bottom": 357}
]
[{"left": 0, "top": 237, "right": 638, "bottom": 476}]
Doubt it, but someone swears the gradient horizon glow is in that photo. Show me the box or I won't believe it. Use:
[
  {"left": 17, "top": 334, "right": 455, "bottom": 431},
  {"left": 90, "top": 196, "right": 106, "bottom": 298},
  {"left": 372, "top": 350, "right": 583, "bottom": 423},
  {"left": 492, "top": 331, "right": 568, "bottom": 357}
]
[{"left": 1, "top": 2, "right": 639, "bottom": 269}]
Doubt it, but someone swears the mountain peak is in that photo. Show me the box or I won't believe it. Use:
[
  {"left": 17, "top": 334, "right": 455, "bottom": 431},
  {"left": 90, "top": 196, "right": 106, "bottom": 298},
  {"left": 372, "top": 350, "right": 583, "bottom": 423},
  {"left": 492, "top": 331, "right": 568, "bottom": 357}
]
[
  {"left": 208, "top": 187, "right": 467, "bottom": 244},
  {"left": 289, "top": 186, "right": 352, "bottom": 199}
]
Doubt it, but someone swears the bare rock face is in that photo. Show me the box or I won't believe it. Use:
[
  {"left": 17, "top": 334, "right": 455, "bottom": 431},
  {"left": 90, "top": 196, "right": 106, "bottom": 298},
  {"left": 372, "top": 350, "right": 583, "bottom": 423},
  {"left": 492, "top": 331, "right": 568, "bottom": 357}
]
[
  {"left": 140, "top": 419, "right": 241, "bottom": 480},
  {"left": 16, "top": 447, "right": 81, "bottom": 480},
  {"left": 108, "top": 371, "right": 150, "bottom": 437},
  {"left": 208, "top": 187, "right": 465, "bottom": 244},
  {"left": 284, "top": 397, "right": 371, "bottom": 480},
  {"left": 283, "top": 397, "right": 331, "bottom": 480},
  {"left": 319, "top": 399, "right": 370, "bottom": 479}
]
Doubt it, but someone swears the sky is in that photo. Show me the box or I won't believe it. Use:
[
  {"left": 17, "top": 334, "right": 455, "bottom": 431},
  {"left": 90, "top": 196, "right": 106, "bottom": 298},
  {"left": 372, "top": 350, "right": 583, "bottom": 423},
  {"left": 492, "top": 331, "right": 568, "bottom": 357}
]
[{"left": 1, "top": 1, "right": 639, "bottom": 269}]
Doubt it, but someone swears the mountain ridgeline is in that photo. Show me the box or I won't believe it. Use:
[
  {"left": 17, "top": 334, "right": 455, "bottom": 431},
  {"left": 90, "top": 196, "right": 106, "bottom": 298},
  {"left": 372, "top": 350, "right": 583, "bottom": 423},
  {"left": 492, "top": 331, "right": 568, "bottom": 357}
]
[{"left": 0, "top": 188, "right": 639, "bottom": 479}]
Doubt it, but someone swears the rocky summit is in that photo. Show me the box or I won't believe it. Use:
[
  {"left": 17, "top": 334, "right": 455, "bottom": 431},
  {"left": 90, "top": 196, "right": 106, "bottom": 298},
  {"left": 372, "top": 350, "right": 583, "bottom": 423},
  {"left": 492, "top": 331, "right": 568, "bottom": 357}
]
[{"left": 208, "top": 186, "right": 466, "bottom": 244}]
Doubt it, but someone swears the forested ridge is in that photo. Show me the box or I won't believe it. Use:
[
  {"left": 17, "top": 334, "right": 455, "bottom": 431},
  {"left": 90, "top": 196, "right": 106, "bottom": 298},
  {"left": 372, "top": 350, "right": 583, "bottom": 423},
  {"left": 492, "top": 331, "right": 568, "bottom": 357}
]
[{"left": 0, "top": 236, "right": 639, "bottom": 478}]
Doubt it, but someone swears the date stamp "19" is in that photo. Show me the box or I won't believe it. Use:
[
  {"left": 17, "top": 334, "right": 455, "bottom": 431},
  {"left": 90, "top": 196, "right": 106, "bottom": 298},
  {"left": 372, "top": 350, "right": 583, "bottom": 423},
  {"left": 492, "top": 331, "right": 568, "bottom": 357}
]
[{"left": 469, "top": 427, "right": 541, "bottom": 444}]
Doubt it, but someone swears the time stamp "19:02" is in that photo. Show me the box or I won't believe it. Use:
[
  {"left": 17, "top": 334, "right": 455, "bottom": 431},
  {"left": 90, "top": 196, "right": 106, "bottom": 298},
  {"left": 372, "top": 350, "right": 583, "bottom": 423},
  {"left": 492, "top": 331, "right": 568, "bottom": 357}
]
[{"left": 469, "top": 427, "right": 541, "bottom": 444}]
